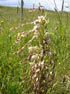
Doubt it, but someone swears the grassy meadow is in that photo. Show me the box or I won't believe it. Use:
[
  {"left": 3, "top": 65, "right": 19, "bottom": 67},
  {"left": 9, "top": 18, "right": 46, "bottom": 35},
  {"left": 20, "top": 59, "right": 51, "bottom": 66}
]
[{"left": 0, "top": 6, "right": 70, "bottom": 94}]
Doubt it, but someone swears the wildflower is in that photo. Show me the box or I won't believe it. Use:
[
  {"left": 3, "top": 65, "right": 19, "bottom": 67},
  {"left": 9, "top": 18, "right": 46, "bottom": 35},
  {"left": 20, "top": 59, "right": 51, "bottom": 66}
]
[
  {"left": 38, "top": 18, "right": 42, "bottom": 23},
  {"left": 36, "top": 78, "right": 38, "bottom": 82},
  {"left": 32, "top": 62, "right": 37, "bottom": 69},
  {"left": 38, "top": 62, "right": 41, "bottom": 66},
  {"left": 10, "top": 27, "right": 14, "bottom": 31},
  {"left": 35, "top": 69, "right": 40, "bottom": 73},
  {"left": 41, "top": 60, "right": 44, "bottom": 65},
  {"left": 34, "top": 20, "right": 40, "bottom": 25},
  {"left": 48, "top": 51, "right": 52, "bottom": 56},
  {"left": 28, "top": 47, "right": 33, "bottom": 52},
  {"left": 21, "top": 34, "right": 24, "bottom": 38},
  {"left": 34, "top": 64, "right": 37, "bottom": 68},
  {"left": 31, "top": 54, "right": 39, "bottom": 61},
  {"left": 33, "top": 25, "right": 40, "bottom": 31},
  {"left": 41, "top": 61, "right": 45, "bottom": 69},
  {"left": 38, "top": 16, "right": 46, "bottom": 23},
  {"left": 50, "top": 72, "right": 52, "bottom": 75},
  {"left": 32, "top": 74, "right": 37, "bottom": 79},
  {"left": 38, "top": 16, "right": 43, "bottom": 19},
  {"left": 30, "top": 62, "right": 33, "bottom": 65},
  {"left": 38, "top": 60, "right": 44, "bottom": 66},
  {"left": 28, "top": 46, "right": 39, "bottom": 53},
  {"left": 42, "top": 16, "right": 45, "bottom": 21}
]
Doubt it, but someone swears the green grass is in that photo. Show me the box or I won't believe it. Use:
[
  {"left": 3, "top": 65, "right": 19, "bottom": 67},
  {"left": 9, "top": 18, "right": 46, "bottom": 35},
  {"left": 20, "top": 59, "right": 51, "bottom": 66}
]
[{"left": 0, "top": 6, "right": 70, "bottom": 94}]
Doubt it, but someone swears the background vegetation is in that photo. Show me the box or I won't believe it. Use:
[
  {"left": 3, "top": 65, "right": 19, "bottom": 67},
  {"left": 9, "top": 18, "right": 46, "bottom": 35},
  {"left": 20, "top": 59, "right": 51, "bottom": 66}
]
[{"left": 0, "top": 6, "right": 70, "bottom": 94}]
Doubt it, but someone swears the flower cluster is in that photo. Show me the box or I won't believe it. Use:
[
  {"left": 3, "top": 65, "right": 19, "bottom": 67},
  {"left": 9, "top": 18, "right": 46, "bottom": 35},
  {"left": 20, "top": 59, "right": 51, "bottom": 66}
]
[
  {"left": 26, "top": 16, "right": 56, "bottom": 94},
  {"left": 12, "top": 16, "right": 56, "bottom": 94}
]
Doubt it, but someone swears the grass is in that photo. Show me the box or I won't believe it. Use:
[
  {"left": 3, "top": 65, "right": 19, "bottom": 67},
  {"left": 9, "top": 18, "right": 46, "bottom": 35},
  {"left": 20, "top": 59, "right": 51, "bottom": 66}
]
[{"left": 0, "top": 6, "right": 70, "bottom": 94}]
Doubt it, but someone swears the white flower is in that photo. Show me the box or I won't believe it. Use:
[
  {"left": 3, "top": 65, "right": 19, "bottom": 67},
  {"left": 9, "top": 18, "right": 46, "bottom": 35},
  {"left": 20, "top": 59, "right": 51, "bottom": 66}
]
[
  {"left": 32, "top": 74, "right": 37, "bottom": 79},
  {"left": 28, "top": 47, "right": 34, "bottom": 52},
  {"left": 38, "top": 62, "right": 41, "bottom": 66},
  {"left": 34, "top": 31, "right": 38, "bottom": 38},
  {"left": 10, "top": 28, "right": 13, "bottom": 31},
  {"left": 28, "top": 46, "right": 39, "bottom": 53},
  {"left": 41, "top": 60, "right": 44, "bottom": 65},
  {"left": 33, "top": 25, "right": 38, "bottom": 30},
  {"left": 38, "top": 16, "right": 46, "bottom": 22},
  {"left": 38, "top": 18, "right": 42, "bottom": 23},
  {"left": 33, "top": 25, "right": 40, "bottom": 31},
  {"left": 21, "top": 34, "right": 24, "bottom": 38},
  {"left": 30, "top": 62, "right": 33, "bottom": 65},
  {"left": 34, "top": 64, "right": 37, "bottom": 68},
  {"left": 41, "top": 61, "right": 45, "bottom": 69},
  {"left": 34, "top": 20, "right": 40, "bottom": 25},
  {"left": 31, "top": 54, "right": 39, "bottom": 61},
  {"left": 48, "top": 51, "right": 52, "bottom": 56},
  {"left": 38, "top": 60, "right": 44, "bottom": 66},
  {"left": 36, "top": 69, "right": 40, "bottom": 73},
  {"left": 36, "top": 78, "right": 38, "bottom": 82},
  {"left": 38, "top": 16, "right": 43, "bottom": 19},
  {"left": 50, "top": 72, "right": 52, "bottom": 75}
]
